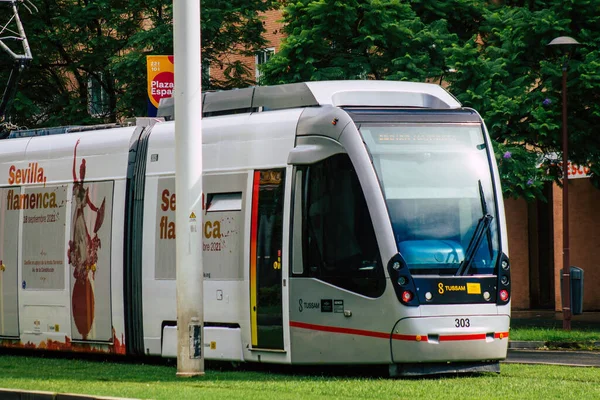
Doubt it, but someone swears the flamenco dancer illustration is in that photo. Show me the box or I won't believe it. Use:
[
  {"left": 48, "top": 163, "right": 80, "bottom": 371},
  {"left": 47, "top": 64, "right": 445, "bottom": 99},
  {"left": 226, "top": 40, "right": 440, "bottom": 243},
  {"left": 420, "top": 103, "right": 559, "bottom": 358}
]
[{"left": 68, "top": 139, "right": 105, "bottom": 339}]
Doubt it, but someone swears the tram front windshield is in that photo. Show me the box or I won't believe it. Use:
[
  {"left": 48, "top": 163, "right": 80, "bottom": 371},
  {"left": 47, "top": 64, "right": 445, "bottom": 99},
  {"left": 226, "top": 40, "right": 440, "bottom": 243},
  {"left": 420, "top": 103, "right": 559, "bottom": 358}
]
[{"left": 360, "top": 123, "right": 499, "bottom": 275}]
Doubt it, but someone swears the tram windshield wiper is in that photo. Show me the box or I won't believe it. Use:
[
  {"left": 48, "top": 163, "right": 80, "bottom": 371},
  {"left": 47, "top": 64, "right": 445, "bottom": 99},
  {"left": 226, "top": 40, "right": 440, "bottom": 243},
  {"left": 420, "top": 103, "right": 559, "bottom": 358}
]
[
  {"left": 456, "top": 181, "right": 493, "bottom": 276},
  {"left": 478, "top": 179, "right": 494, "bottom": 261}
]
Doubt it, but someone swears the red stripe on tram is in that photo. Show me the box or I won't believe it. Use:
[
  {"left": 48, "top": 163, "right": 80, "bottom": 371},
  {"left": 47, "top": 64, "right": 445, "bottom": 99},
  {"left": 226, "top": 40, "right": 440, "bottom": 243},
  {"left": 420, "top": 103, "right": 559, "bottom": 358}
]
[
  {"left": 290, "top": 321, "right": 390, "bottom": 339},
  {"left": 290, "top": 321, "right": 425, "bottom": 341},
  {"left": 290, "top": 321, "right": 508, "bottom": 342},
  {"left": 494, "top": 332, "right": 509, "bottom": 339}
]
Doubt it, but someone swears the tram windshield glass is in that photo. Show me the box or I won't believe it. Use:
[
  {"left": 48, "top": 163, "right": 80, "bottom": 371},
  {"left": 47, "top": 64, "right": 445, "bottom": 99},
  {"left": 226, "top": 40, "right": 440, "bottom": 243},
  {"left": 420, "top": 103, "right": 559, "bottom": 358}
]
[{"left": 360, "top": 123, "right": 499, "bottom": 275}]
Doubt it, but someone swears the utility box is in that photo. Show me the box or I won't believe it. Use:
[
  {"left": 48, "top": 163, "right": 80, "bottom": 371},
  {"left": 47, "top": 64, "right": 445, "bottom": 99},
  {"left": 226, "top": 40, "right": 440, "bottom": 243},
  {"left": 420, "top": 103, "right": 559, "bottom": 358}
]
[{"left": 561, "top": 266, "right": 584, "bottom": 315}]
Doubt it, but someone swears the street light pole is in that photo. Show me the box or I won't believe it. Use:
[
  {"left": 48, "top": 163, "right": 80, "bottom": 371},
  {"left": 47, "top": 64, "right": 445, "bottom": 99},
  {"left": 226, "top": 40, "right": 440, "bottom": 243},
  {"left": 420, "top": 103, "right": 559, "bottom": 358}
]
[
  {"left": 560, "top": 57, "right": 571, "bottom": 331},
  {"left": 548, "top": 36, "right": 579, "bottom": 331},
  {"left": 174, "top": 0, "right": 204, "bottom": 375}
]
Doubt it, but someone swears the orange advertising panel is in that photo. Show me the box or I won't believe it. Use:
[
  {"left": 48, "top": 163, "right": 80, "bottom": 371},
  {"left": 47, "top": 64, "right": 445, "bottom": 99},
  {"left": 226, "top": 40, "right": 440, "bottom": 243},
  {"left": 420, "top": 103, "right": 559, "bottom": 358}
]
[{"left": 147, "top": 55, "right": 174, "bottom": 117}]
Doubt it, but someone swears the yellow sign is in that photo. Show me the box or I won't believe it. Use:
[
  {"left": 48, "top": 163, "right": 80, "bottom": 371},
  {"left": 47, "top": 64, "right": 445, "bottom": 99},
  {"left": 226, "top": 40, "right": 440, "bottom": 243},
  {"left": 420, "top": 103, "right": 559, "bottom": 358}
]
[
  {"left": 467, "top": 282, "right": 481, "bottom": 294},
  {"left": 189, "top": 212, "right": 196, "bottom": 219}
]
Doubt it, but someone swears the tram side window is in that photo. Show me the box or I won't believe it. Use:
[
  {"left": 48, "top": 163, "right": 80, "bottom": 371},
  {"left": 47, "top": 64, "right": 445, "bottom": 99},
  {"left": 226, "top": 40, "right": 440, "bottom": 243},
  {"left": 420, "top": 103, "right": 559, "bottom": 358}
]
[{"left": 305, "top": 154, "right": 384, "bottom": 298}]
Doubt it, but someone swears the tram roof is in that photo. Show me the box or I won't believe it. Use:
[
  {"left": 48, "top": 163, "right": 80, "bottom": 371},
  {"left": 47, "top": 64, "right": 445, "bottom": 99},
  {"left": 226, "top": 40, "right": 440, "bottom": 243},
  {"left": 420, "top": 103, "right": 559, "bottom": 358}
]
[
  {"left": 179, "top": 81, "right": 462, "bottom": 119},
  {"left": 303, "top": 81, "right": 461, "bottom": 109}
]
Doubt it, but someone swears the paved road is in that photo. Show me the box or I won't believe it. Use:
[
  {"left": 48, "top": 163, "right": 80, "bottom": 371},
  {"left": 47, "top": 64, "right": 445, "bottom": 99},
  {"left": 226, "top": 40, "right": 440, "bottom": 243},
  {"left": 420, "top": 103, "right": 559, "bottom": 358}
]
[{"left": 505, "top": 349, "right": 600, "bottom": 367}]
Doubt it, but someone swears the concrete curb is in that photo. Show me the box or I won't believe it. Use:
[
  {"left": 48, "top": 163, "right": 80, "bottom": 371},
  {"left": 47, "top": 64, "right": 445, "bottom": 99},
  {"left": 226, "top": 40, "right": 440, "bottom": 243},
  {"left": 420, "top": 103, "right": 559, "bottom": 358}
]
[
  {"left": 509, "top": 340, "right": 600, "bottom": 350},
  {"left": 509, "top": 341, "right": 546, "bottom": 349},
  {"left": 0, "top": 388, "right": 138, "bottom": 400},
  {"left": 505, "top": 349, "right": 600, "bottom": 367}
]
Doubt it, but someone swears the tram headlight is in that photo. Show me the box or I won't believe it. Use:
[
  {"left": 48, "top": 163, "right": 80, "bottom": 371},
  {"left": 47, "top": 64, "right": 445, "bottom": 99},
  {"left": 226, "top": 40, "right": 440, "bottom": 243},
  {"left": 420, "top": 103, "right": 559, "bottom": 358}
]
[
  {"left": 401, "top": 290, "right": 414, "bottom": 303},
  {"left": 500, "top": 276, "right": 509, "bottom": 286},
  {"left": 501, "top": 260, "right": 510, "bottom": 271},
  {"left": 483, "top": 291, "right": 491, "bottom": 301},
  {"left": 397, "top": 276, "right": 408, "bottom": 286},
  {"left": 425, "top": 292, "right": 433, "bottom": 301},
  {"left": 499, "top": 289, "right": 509, "bottom": 302},
  {"left": 392, "top": 262, "right": 401, "bottom": 271}
]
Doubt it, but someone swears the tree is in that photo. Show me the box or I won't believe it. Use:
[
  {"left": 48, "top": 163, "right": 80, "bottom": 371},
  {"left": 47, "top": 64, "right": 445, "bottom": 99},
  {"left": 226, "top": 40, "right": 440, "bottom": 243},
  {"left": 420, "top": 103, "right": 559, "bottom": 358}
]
[
  {"left": 7, "top": 0, "right": 139, "bottom": 127},
  {"left": 113, "top": 0, "right": 275, "bottom": 118},
  {"left": 3, "top": 0, "right": 274, "bottom": 127},
  {"left": 260, "top": 0, "right": 458, "bottom": 85},
  {"left": 262, "top": 0, "right": 600, "bottom": 199},
  {"left": 445, "top": 0, "right": 600, "bottom": 199}
]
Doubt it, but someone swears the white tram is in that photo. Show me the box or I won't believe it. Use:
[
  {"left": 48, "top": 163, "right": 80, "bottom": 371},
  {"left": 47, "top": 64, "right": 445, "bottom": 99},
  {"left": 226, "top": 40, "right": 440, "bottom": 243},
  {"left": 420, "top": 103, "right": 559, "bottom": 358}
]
[{"left": 0, "top": 81, "right": 510, "bottom": 375}]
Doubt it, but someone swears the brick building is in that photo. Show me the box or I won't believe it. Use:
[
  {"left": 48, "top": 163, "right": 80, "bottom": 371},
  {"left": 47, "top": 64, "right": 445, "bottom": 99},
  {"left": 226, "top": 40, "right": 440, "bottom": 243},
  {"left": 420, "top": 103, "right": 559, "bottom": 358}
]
[
  {"left": 508, "top": 179, "right": 600, "bottom": 311},
  {"left": 209, "top": 9, "right": 286, "bottom": 86}
]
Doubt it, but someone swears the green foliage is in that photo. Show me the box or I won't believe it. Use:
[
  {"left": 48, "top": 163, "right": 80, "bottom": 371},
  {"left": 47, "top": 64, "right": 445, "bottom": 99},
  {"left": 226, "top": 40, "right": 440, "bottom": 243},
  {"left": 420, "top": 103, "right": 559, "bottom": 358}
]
[
  {"left": 445, "top": 1, "right": 600, "bottom": 198},
  {"left": 263, "top": 0, "right": 600, "bottom": 199},
  {"left": 2, "top": 0, "right": 273, "bottom": 125},
  {"left": 260, "top": 0, "right": 457, "bottom": 85},
  {"left": 493, "top": 142, "right": 549, "bottom": 201}
]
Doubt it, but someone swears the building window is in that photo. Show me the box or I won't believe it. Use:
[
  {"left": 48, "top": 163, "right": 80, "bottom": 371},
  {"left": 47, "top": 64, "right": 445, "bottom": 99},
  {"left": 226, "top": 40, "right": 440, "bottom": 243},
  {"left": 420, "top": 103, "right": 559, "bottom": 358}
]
[
  {"left": 255, "top": 48, "right": 274, "bottom": 81},
  {"left": 88, "top": 74, "right": 110, "bottom": 117}
]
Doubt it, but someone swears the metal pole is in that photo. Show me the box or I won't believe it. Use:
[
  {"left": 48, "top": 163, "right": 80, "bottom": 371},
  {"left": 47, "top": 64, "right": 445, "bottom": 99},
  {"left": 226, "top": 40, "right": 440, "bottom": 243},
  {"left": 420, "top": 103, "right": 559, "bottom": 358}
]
[
  {"left": 548, "top": 36, "right": 579, "bottom": 331},
  {"left": 561, "top": 62, "right": 572, "bottom": 331},
  {"left": 174, "top": 0, "right": 204, "bottom": 375}
]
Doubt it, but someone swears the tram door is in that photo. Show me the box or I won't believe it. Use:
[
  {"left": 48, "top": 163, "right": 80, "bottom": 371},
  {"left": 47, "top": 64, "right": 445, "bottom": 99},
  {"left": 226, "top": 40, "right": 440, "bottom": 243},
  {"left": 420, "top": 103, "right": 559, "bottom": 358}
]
[{"left": 250, "top": 169, "right": 285, "bottom": 350}]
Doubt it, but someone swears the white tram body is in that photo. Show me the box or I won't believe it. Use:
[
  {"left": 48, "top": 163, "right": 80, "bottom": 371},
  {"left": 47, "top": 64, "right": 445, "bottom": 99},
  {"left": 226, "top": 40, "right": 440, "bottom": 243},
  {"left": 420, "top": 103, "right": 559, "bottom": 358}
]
[{"left": 0, "top": 81, "right": 510, "bottom": 375}]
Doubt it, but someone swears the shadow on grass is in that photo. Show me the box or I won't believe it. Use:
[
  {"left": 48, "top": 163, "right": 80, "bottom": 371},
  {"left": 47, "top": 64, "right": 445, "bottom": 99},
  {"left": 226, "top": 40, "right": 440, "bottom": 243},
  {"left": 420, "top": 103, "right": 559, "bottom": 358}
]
[{"left": 0, "top": 348, "right": 498, "bottom": 383}]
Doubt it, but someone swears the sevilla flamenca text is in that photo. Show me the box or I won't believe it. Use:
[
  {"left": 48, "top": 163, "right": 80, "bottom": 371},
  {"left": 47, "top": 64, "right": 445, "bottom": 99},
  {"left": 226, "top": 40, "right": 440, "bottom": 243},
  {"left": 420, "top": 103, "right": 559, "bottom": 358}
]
[
  {"left": 7, "top": 163, "right": 47, "bottom": 185},
  {"left": 6, "top": 189, "right": 57, "bottom": 210}
]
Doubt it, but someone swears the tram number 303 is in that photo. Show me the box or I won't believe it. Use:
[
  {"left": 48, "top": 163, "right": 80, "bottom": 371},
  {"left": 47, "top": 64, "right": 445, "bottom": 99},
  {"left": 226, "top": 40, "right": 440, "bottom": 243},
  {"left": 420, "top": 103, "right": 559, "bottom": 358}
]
[{"left": 455, "top": 318, "right": 471, "bottom": 328}]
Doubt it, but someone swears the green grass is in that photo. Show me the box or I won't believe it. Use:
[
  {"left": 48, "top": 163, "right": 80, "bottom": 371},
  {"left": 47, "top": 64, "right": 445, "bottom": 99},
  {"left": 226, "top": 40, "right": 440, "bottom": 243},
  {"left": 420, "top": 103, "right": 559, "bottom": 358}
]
[
  {"left": 510, "top": 327, "right": 600, "bottom": 343},
  {"left": 0, "top": 355, "right": 599, "bottom": 399}
]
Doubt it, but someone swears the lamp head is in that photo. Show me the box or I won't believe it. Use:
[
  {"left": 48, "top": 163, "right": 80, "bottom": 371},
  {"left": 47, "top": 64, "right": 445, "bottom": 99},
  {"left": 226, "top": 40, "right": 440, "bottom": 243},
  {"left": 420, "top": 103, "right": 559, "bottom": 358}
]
[{"left": 548, "top": 36, "right": 580, "bottom": 53}]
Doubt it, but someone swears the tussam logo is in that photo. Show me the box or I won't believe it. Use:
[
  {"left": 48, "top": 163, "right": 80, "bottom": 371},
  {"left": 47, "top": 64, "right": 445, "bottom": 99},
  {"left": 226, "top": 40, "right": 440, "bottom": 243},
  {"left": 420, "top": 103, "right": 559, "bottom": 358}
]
[
  {"left": 298, "top": 299, "right": 320, "bottom": 312},
  {"left": 438, "top": 282, "right": 467, "bottom": 294}
]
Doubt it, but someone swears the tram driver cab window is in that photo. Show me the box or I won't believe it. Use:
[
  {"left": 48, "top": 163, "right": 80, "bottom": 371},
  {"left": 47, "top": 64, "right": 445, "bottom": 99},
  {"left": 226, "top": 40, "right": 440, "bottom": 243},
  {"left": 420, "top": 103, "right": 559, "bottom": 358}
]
[{"left": 303, "top": 154, "right": 384, "bottom": 298}]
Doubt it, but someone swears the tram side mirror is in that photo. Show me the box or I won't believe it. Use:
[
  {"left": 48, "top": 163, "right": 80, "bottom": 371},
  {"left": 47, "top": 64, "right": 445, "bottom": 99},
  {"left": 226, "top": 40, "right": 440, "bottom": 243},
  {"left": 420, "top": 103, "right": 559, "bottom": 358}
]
[{"left": 287, "top": 137, "right": 345, "bottom": 165}]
